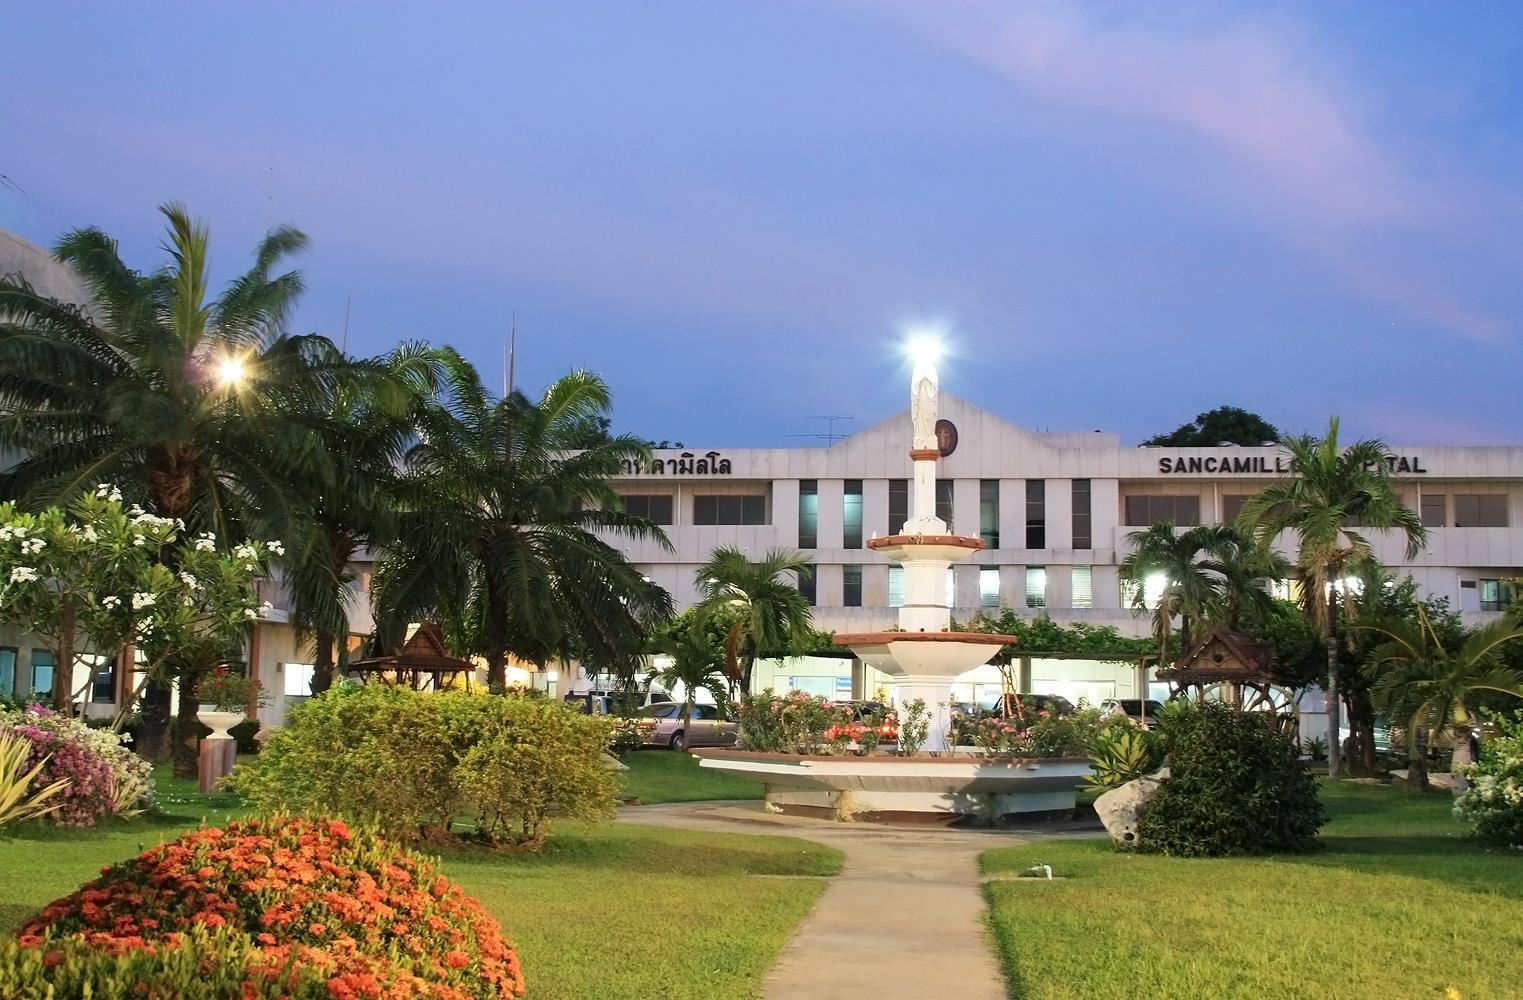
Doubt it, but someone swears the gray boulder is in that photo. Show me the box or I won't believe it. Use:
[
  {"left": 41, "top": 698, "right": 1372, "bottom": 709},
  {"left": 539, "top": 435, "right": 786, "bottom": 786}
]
[{"left": 1094, "top": 765, "right": 1169, "bottom": 847}]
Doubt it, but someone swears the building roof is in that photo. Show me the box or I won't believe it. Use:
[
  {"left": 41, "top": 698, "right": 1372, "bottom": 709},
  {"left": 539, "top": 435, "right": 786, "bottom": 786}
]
[
  {"left": 0, "top": 229, "right": 93, "bottom": 310},
  {"left": 348, "top": 622, "right": 475, "bottom": 675}
]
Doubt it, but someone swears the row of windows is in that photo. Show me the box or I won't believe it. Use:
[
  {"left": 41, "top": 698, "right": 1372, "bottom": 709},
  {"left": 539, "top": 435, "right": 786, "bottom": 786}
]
[
  {"left": 798, "top": 565, "right": 1097, "bottom": 609},
  {"left": 0, "top": 647, "right": 115, "bottom": 703}
]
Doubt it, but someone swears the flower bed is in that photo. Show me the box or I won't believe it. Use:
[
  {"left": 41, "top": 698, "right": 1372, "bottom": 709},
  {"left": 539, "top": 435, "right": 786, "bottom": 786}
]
[
  {"left": 1456, "top": 712, "right": 1523, "bottom": 848},
  {"left": 11, "top": 816, "right": 526, "bottom": 999},
  {"left": 0, "top": 705, "right": 153, "bottom": 826}
]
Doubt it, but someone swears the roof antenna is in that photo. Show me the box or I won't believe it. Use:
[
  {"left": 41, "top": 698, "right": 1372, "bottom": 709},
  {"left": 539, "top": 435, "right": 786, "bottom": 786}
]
[
  {"left": 504, "top": 311, "right": 518, "bottom": 398},
  {"left": 340, "top": 292, "right": 352, "bottom": 353},
  {"left": 789, "top": 415, "right": 855, "bottom": 445}
]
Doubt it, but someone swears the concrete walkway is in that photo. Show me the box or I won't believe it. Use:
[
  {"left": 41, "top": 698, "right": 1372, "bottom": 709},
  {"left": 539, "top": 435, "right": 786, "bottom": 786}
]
[{"left": 619, "top": 801, "right": 1095, "bottom": 1000}]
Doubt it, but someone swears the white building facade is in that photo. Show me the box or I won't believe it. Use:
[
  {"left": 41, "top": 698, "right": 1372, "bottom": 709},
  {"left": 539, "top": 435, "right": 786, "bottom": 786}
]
[{"left": 603, "top": 395, "right": 1522, "bottom": 706}]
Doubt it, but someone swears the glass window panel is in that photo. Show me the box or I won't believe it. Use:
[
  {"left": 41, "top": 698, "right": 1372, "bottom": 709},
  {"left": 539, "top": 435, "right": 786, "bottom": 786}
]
[
  {"left": 742, "top": 495, "right": 766, "bottom": 524},
  {"left": 1176, "top": 496, "right": 1201, "bottom": 526},
  {"left": 843, "top": 565, "right": 863, "bottom": 608},
  {"left": 798, "top": 565, "right": 816, "bottom": 606},
  {"left": 798, "top": 480, "right": 819, "bottom": 548},
  {"left": 843, "top": 480, "right": 863, "bottom": 549},
  {"left": 1481, "top": 579, "right": 1502, "bottom": 612},
  {"left": 1222, "top": 495, "right": 1250, "bottom": 524},
  {"left": 31, "top": 649, "right": 54, "bottom": 696},
  {"left": 694, "top": 495, "right": 717, "bottom": 525},
  {"left": 0, "top": 648, "right": 16, "bottom": 696},
  {"left": 979, "top": 568, "right": 1000, "bottom": 608},
  {"left": 1420, "top": 493, "right": 1445, "bottom": 528},
  {"left": 1025, "top": 567, "right": 1046, "bottom": 608},
  {"left": 1454, "top": 494, "right": 1507, "bottom": 527},
  {"left": 1072, "top": 566, "right": 1094, "bottom": 608},
  {"left": 88, "top": 655, "right": 114, "bottom": 703},
  {"left": 1072, "top": 480, "right": 1091, "bottom": 548},
  {"left": 888, "top": 479, "right": 908, "bottom": 534},
  {"left": 888, "top": 565, "right": 905, "bottom": 608},
  {"left": 1026, "top": 480, "right": 1046, "bottom": 548},
  {"left": 980, "top": 480, "right": 1000, "bottom": 548}
]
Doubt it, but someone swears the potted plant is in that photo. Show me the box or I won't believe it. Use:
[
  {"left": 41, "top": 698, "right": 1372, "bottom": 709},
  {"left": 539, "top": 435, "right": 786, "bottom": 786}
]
[{"left": 195, "top": 666, "right": 265, "bottom": 740}]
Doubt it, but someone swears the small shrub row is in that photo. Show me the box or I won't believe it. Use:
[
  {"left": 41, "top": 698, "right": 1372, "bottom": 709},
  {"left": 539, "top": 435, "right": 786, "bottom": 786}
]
[
  {"left": 5, "top": 816, "right": 526, "bottom": 999},
  {"left": 230, "top": 685, "right": 616, "bottom": 848},
  {"left": 949, "top": 705, "right": 1110, "bottom": 758},
  {"left": 0, "top": 704, "right": 153, "bottom": 827}
]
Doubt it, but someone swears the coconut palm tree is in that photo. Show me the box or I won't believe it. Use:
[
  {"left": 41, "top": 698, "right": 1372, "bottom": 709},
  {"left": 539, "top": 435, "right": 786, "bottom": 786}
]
[
  {"left": 1238, "top": 417, "right": 1427, "bottom": 776},
  {"left": 0, "top": 203, "right": 349, "bottom": 761},
  {"left": 1118, "top": 523, "right": 1247, "bottom": 666},
  {"left": 651, "top": 623, "right": 730, "bottom": 730},
  {"left": 371, "top": 363, "right": 672, "bottom": 688},
  {"left": 693, "top": 546, "right": 814, "bottom": 696},
  {"left": 281, "top": 343, "right": 447, "bottom": 695},
  {"left": 1362, "top": 608, "right": 1523, "bottom": 795}
]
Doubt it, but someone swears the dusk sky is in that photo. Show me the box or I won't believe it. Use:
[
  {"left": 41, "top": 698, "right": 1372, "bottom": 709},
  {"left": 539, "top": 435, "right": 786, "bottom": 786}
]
[{"left": 5, "top": 2, "right": 1523, "bottom": 446}]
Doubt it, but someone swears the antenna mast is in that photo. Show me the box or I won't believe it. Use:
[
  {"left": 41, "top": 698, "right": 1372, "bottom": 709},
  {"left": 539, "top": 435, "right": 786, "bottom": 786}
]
[{"left": 788, "top": 415, "right": 855, "bottom": 445}]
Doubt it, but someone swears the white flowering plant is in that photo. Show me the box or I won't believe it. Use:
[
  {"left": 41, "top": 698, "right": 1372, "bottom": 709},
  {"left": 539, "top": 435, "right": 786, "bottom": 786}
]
[
  {"left": 0, "top": 490, "right": 176, "bottom": 708},
  {"left": 1455, "top": 712, "right": 1523, "bottom": 848}
]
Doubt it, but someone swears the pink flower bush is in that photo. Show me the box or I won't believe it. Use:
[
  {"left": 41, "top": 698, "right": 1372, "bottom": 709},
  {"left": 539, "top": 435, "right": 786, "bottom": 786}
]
[{"left": 0, "top": 705, "right": 153, "bottom": 826}]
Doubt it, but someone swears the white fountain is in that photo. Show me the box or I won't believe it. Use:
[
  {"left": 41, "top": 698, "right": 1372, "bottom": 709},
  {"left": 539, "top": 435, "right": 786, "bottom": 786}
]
[{"left": 696, "top": 339, "right": 1091, "bottom": 822}]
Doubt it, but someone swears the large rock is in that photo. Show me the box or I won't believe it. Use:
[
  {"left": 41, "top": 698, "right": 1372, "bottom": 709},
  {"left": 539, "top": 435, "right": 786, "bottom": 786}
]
[{"left": 1094, "top": 766, "right": 1169, "bottom": 847}]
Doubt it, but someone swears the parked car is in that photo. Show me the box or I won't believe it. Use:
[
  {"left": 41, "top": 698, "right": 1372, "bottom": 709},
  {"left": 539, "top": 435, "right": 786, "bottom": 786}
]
[
  {"left": 1100, "top": 699, "right": 1165, "bottom": 727},
  {"left": 564, "top": 687, "right": 673, "bottom": 715},
  {"left": 635, "top": 702, "right": 738, "bottom": 751}
]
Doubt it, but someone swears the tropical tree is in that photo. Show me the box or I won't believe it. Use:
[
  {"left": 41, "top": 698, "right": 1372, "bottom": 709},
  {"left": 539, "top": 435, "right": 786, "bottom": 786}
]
[
  {"left": 281, "top": 343, "right": 446, "bottom": 695},
  {"left": 651, "top": 623, "right": 730, "bottom": 729},
  {"left": 1142, "top": 405, "right": 1279, "bottom": 447},
  {"left": 1118, "top": 523, "right": 1276, "bottom": 666},
  {"left": 693, "top": 546, "right": 814, "bottom": 696},
  {"left": 371, "top": 364, "right": 673, "bottom": 688},
  {"left": 0, "top": 203, "right": 349, "bottom": 758},
  {"left": 1362, "top": 608, "right": 1523, "bottom": 794},
  {"left": 1238, "top": 417, "right": 1427, "bottom": 777}
]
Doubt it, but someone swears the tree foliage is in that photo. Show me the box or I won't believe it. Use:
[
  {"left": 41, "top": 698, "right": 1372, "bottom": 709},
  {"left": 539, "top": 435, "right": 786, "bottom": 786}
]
[
  {"left": 692, "top": 546, "right": 815, "bottom": 692},
  {"left": 1141, "top": 406, "right": 1279, "bottom": 447}
]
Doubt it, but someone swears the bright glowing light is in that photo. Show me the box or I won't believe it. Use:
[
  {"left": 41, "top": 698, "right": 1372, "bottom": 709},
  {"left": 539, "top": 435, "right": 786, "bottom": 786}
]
[
  {"left": 215, "top": 357, "right": 247, "bottom": 387},
  {"left": 905, "top": 333, "right": 944, "bottom": 369}
]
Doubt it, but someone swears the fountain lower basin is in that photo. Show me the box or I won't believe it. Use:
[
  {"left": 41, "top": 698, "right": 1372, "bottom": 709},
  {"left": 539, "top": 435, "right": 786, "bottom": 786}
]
[{"left": 695, "top": 749, "right": 1091, "bottom": 824}]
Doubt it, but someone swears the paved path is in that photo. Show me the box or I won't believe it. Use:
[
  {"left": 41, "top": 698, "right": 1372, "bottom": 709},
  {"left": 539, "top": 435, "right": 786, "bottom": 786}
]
[{"left": 619, "top": 801, "right": 1095, "bottom": 1000}]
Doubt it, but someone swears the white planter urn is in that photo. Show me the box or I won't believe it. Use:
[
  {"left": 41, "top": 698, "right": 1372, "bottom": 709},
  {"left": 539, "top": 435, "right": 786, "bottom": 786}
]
[{"left": 196, "top": 708, "right": 245, "bottom": 740}]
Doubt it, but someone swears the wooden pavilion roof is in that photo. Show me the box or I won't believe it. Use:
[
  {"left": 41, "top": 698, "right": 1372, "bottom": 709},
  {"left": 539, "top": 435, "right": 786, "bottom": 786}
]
[
  {"left": 1156, "top": 626, "right": 1286, "bottom": 685},
  {"left": 348, "top": 623, "right": 476, "bottom": 675}
]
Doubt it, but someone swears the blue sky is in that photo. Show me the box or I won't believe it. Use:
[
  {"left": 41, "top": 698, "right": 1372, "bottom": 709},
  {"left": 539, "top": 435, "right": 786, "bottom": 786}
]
[{"left": 4, "top": 2, "right": 1523, "bottom": 445}]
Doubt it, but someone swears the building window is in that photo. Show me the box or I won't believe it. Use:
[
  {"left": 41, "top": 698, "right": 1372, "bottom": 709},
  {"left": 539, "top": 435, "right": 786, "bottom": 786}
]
[
  {"left": 1026, "top": 480, "right": 1046, "bottom": 548},
  {"left": 1222, "top": 494, "right": 1251, "bottom": 524},
  {"left": 31, "top": 649, "right": 54, "bottom": 696},
  {"left": 1025, "top": 566, "right": 1047, "bottom": 608},
  {"left": 620, "top": 494, "right": 674, "bottom": 525},
  {"left": 979, "top": 568, "right": 1000, "bottom": 608},
  {"left": 1072, "top": 565, "right": 1094, "bottom": 608},
  {"left": 888, "top": 565, "right": 904, "bottom": 607},
  {"left": 693, "top": 494, "right": 767, "bottom": 525},
  {"left": 1454, "top": 494, "right": 1507, "bottom": 528},
  {"left": 0, "top": 647, "right": 15, "bottom": 696},
  {"left": 1124, "top": 495, "right": 1202, "bottom": 527},
  {"left": 87, "top": 655, "right": 114, "bottom": 703},
  {"left": 843, "top": 480, "right": 864, "bottom": 549},
  {"left": 798, "top": 565, "right": 816, "bottom": 606},
  {"left": 1072, "top": 480, "right": 1091, "bottom": 548},
  {"left": 1420, "top": 493, "right": 1445, "bottom": 528},
  {"left": 1480, "top": 579, "right": 1516, "bottom": 613},
  {"left": 888, "top": 479, "right": 908, "bottom": 534},
  {"left": 980, "top": 480, "right": 1000, "bottom": 548},
  {"left": 936, "top": 480, "right": 954, "bottom": 531},
  {"left": 798, "top": 480, "right": 819, "bottom": 547},
  {"left": 285, "top": 662, "right": 316, "bottom": 700},
  {"left": 843, "top": 565, "right": 863, "bottom": 608}
]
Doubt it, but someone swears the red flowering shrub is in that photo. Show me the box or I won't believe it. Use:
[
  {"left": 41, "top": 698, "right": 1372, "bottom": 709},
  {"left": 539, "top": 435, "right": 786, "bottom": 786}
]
[{"left": 12, "top": 816, "right": 526, "bottom": 999}]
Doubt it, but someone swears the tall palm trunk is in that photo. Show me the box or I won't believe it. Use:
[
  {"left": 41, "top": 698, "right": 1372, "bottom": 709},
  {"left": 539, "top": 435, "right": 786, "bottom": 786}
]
[
  {"left": 311, "top": 627, "right": 337, "bottom": 694},
  {"left": 1407, "top": 727, "right": 1430, "bottom": 792},
  {"left": 1450, "top": 718, "right": 1475, "bottom": 798},
  {"left": 1325, "top": 634, "right": 1341, "bottom": 778}
]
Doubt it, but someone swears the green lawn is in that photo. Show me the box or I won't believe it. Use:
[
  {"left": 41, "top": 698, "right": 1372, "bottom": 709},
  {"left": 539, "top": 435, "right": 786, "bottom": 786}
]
[
  {"left": 618, "top": 749, "right": 764, "bottom": 804},
  {"left": 0, "top": 765, "right": 835, "bottom": 1000},
  {"left": 982, "top": 782, "right": 1523, "bottom": 1000}
]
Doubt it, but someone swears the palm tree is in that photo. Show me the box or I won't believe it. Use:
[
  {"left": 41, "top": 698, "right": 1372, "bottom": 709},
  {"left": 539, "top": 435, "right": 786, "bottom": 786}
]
[
  {"left": 1362, "top": 608, "right": 1523, "bottom": 795},
  {"left": 281, "top": 343, "right": 447, "bottom": 695},
  {"left": 1238, "top": 417, "right": 1427, "bottom": 777},
  {"left": 693, "top": 546, "right": 814, "bottom": 696},
  {"left": 0, "top": 203, "right": 347, "bottom": 763},
  {"left": 372, "top": 363, "right": 672, "bottom": 688},
  {"left": 651, "top": 624, "right": 730, "bottom": 731},
  {"left": 1118, "top": 522, "right": 1246, "bottom": 665}
]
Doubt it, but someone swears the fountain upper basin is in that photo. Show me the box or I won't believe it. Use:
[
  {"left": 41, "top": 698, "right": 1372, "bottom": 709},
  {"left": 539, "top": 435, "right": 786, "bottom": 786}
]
[
  {"left": 866, "top": 533, "right": 984, "bottom": 563},
  {"left": 832, "top": 630, "right": 1014, "bottom": 677}
]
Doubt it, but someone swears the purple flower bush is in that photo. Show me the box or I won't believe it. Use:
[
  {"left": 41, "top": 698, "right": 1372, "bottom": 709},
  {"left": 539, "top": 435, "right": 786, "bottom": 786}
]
[{"left": 0, "top": 705, "right": 153, "bottom": 826}]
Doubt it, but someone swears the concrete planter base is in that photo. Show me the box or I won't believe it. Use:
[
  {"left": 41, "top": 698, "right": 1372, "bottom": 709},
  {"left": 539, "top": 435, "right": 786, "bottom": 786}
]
[{"left": 695, "top": 749, "right": 1091, "bottom": 825}]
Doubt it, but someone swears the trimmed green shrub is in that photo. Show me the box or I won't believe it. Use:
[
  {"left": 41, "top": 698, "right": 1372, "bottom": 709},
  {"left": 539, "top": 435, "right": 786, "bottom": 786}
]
[
  {"left": 1136, "top": 702, "right": 1325, "bottom": 857},
  {"left": 1084, "top": 723, "right": 1164, "bottom": 791},
  {"left": 454, "top": 698, "right": 617, "bottom": 848},
  {"left": 230, "top": 685, "right": 616, "bottom": 847},
  {"left": 6, "top": 816, "right": 526, "bottom": 998}
]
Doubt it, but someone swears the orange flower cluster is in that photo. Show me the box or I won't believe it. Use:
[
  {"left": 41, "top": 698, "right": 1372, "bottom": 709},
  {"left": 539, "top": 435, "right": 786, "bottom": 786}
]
[{"left": 17, "top": 817, "right": 526, "bottom": 999}]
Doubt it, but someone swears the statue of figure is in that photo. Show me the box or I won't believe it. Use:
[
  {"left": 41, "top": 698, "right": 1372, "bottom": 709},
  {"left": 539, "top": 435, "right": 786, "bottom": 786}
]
[{"left": 911, "top": 368, "right": 937, "bottom": 446}]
